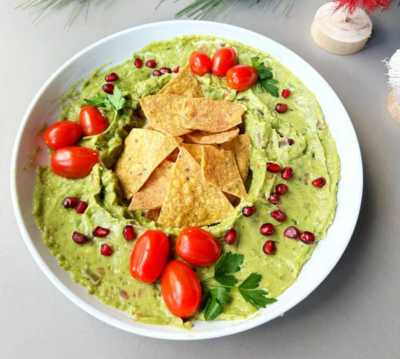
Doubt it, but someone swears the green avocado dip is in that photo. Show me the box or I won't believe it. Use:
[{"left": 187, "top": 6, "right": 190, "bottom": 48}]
[{"left": 33, "top": 35, "right": 340, "bottom": 328}]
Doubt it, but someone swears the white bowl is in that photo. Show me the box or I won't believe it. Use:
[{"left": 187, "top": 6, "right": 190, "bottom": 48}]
[{"left": 11, "top": 20, "right": 363, "bottom": 340}]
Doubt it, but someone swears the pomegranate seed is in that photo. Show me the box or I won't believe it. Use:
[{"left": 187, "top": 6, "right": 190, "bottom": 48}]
[
  {"left": 100, "top": 243, "right": 113, "bottom": 256},
  {"left": 172, "top": 65, "right": 180, "bottom": 73},
  {"left": 260, "top": 223, "right": 275, "bottom": 236},
  {"left": 224, "top": 228, "right": 237, "bottom": 245},
  {"left": 145, "top": 59, "right": 157, "bottom": 68},
  {"left": 134, "top": 57, "right": 143, "bottom": 68},
  {"left": 275, "top": 183, "right": 289, "bottom": 195},
  {"left": 75, "top": 201, "right": 88, "bottom": 214},
  {"left": 300, "top": 231, "right": 316, "bottom": 244},
  {"left": 288, "top": 138, "right": 295, "bottom": 145},
  {"left": 72, "top": 231, "right": 89, "bottom": 245},
  {"left": 123, "top": 225, "right": 136, "bottom": 241},
  {"left": 275, "top": 103, "right": 288, "bottom": 113},
  {"left": 284, "top": 226, "right": 300, "bottom": 239},
  {"left": 153, "top": 69, "right": 161, "bottom": 77},
  {"left": 102, "top": 83, "right": 114, "bottom": 94},
  {"left": 263, "top": 240, "right": 276, "bottom": 255},
  {"left": 281, "top": 166, "right": 293, "bottom": 180},
  {"left": 159, "top": 67, "right": 172, "bottom": 75},
  {"left": 92, "top": 226, "right": 110, "bottom": 238},
  {"left": 268, "top": 192, "right": 280, "bottom": 205},
  {"left": 105, "top": 72, "right": 119, "bottom": 82},
  {"left": 281, "top": 88, "right": 291, "bottom": 98},
  {"left": 242, "top": 206, "right": 256, "bottom": 217},
  {"left": 312, "top": 177, "right": 326, "bottom": 188},
  {"left": 267, "top": 162, "right": 281, "bottom": 173},
  {"left": 271, "top": 209, "right": 287, "bottom": 222},
  {"left": 63, "top": 197, "right": 79, "bottom": 209}
]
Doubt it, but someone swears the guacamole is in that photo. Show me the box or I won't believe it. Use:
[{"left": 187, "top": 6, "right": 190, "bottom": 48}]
[{"left": 33, "top": 35, "right": 340, "bottom": 327}]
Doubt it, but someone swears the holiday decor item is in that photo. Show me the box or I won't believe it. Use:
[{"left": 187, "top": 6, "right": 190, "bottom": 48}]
[
  {"left": 386, "top": 50, "right": 400, "bottom": 123},
  {"left": 311, "top": 0, "right": 391, "bottom": 55}
]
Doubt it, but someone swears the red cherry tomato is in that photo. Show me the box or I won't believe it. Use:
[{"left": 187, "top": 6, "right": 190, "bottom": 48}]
[
  {"left": 130, "top": 230, "right": 170, "bottom": 284},
  {"left": 51, "top": 146, "right": 99, "bottom": 178},
  {"left": 176, "top": 227, "right": 221, "bottom": 267},
  {"left": 189, "top": 51, "right": 212, "bottom": 76},
  {"left": 79, "top": 106, "right": 108, "bottom": 136},
  {"left": 161, "top": 260, "right": 202, "bottom": 318},
  {"left": 42, "top": 121, "right": 83, "bottom": 150},
  {"left": 226, "top": 65, "right": 258, "bottom": 92},
  {"left": 212, "top": 47, "right": 238, "bottom": 77}
]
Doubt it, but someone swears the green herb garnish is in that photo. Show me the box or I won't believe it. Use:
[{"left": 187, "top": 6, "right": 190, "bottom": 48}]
[
  {"left": 252, "top": 57, "right": 280, "bottom": 97},
  {"left": 203, "top": 287, "right": 231, "bottom": 321},
  {"left": 214, "top": 252, "right": 244, "bottom": 287},
  {"left": 84, "top": 85, "right": 127, "bottom": 113},
  {"left": 203, "top": 252, "right": 276, "bottom": 320},
  {"left": 238, "top": 273, "right": 277, "bottom": 309}
]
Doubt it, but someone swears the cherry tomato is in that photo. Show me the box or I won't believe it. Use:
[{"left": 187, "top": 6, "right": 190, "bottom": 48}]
[
  {"left": 130, "top": 230, "right": 170, "bottom": 284},
  {"left": 51, "top": 146, "right": 99, "bottom": 178},
  {"left": 161, "top": 260, "right": 202, "bottom": 318},
  {"left": 226, "top": 65, "right": 258, "bottom": 92},
  {"left": 212, "top": 47, "right": 237, "bottom": 77},
  {"left": 189, "top": 51, "right": 212, "bottom": 76},
  {"left": 79, "top": 105, "right": 108, "bottom": 136},
  {"left": 42, "top": 121, "right": 83, "bottom": 150},
  {"left": 176, "top": 227, "right": 221, "bottom": 267}
]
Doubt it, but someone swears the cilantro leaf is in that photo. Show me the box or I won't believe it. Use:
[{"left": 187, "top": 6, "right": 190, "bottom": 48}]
[
  {"left": 84, "top": 93, "right": 111, "bottom": 110},
  {"left": 83, "top": 85, "right": 126, "bottom": 113},
  {"left": 252, "top": 56, "right": 280, "bottom": 97},
  {"left": 238, "top": 273, "right": 277, "bottom": 309},
  {"left": 238, "top": 273, "right": 262, "bottom": 290},
  {"left": 214, "top": 252, "right": 244, "bottom": 287},
  {"left": 203, "top": 287, "right": 231, "bottom": 321},
  {"left": 261, "top": 79, "right": 279, "bottom": 97},
  {"left": 107, "top": 85, "right": 126, "bottom": 112}
]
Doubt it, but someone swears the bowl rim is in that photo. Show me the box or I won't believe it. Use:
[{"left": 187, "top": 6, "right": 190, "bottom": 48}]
[{"left": 10, "top": 20, "right": 363, "bottom": 340}]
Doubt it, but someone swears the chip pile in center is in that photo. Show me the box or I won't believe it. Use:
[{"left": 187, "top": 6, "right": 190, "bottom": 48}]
[{"left": 115, "top": 66, "right": 251, "bottom": 227}]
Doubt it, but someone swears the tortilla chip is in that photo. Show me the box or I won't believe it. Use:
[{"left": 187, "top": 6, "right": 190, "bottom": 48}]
[
  {"left": 158, "top": 148, "right": 233, "bottom": 227},
  {"left": 181, "top": 97, "right": 245, "bottom": 133},
  {"left": 221, "top": 134, "right": 251, "bottom": 181},
  {"left": 129, "top": 160, "right": 174, "bottom": 210},
  {"left": 115, "top": 129, "right": 179, "bottom": 198},
  {"left": 181, "top": 143, "right": 203, "bottom": 163},
  {"left": 141, "top": 94, "right": 244, "bottom": 136},
  {"left": 143, "top": 208, "right": 161, "bottom": 222},
  {"left": 184, "top": 128, "right": 239, "bottom": 145},
  {"left": 160, "top": 66, "right": 203, "bottom": 98},
  {"left": 140, "top": 95, "right": 192, "bottom": 137},
  {"left": 201, "top": 145, "right": 247, "bottom": 199}
]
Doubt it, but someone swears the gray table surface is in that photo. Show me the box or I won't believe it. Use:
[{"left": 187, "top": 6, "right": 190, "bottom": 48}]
[{"left": 1, "top": 0, "right": 400, "bottom": 357}]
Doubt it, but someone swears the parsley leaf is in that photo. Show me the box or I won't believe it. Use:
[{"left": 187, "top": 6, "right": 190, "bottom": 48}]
[
  {"left": 107, "top": 85, "right": 126, "bottom": 112},
  {"left": 83, "top": 85, "right": 127, "bottom": 113},
  {"left": 214, "top": 252, "right": 244, "bottom": 287},
  {"left": 203, "top": 287, "right": 231, "bottom": 321},
  {"left": 260, "top": 79, "right": 279, "bottom": 98},
  {"left": 252, "top": 57, "right": 280, "bottom": 97},
  {"left": 238, "top": 273, "right": 277, "bottom": 309}
]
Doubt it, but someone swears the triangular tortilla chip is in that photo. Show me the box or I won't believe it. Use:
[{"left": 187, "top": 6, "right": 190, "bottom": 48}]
[
  {"left": 181, "top": 97, "right": 245, "bottom": 133},
  {"left": 221, "top": 134, "right": 251, "bottom": 181},
  {"left": 115, "top": 129, "right": 179, "bottom": 198},
  {"left": 140, "top": 95, "right": 191, "bottom": 137},
  {"left": 129, "top": 160, "right": 174, "bottom": 210},
  {"left": 141, "top": 94, "right": 244, "bottom": 136},
  {"left": 160, "top": 66, "right": 203, "bottom": 98},
  {"left": 201, "top": 145, "right": 247, "bottom": 199},
  {"left": 181, "top": 143, "right": 203, "bottom": 163},
  {"left": 184, "top": 128, "right": 239, "bottom": 145},
  {"left": 158, "top": 148, "right": 233, "bottom": 227}
]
